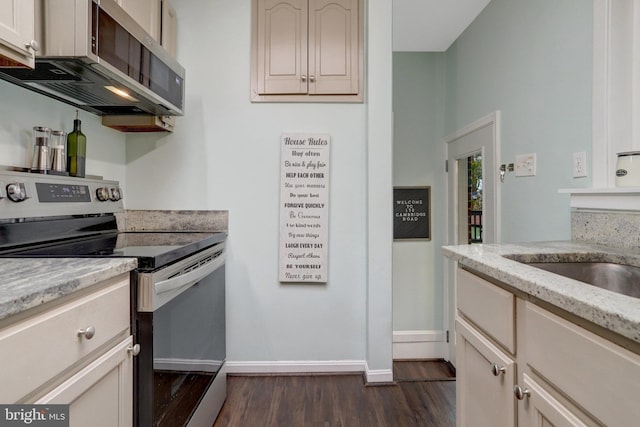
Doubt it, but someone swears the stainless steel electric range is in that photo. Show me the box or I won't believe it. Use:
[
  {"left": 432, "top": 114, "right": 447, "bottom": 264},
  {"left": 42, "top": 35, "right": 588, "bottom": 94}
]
[{"left": 0, "top": 168, "right": 227, "bottom": 427}]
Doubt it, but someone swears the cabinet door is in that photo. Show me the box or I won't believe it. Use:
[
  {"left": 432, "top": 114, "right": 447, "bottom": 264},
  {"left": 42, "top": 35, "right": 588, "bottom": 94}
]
[
  {"left": 521, "top": 301, "right": 640, "bottom": 426},
  {"left": 456, "top": 317, "right": 515, "bottom": 427},
  {"left": 118, "top": 0, "right": 161, "bottom": 41},
  {"left": 256, "top": 0, "right": 308, "bottom": 94},
  {"left": 36, "top": 337, "right": 134, "bottom": 427},
  {"left": 519, "top": 373, "right": 593, "bottom": 427},
  {"left": 0, "top": 276, "right": 130, "bottom": 403},
  {"left": 308, "top": 0, "right": 359, "bottom": 95},
  {"left": 0, "top": 0, "right": 35, "bottom": 67},
  {"left": 161, "top": 0, "right": 177, "bottom": 57}
]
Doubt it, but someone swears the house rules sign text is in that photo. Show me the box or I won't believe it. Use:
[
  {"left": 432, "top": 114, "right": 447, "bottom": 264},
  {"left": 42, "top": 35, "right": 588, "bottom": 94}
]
[{"left": 279, "top": 133, "right": 331, "bottom": 283}]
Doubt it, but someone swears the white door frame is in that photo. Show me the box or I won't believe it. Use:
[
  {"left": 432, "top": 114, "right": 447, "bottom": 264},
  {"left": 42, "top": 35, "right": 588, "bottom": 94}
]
[{"left": 443, "top": 111, "right": 501, "bottom": 364}]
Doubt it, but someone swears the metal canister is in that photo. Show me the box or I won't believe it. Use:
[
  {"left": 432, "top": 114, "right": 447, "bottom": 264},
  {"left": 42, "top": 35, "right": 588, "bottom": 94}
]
[
  {"left": 616, "top": 151, "right": 640, "bottom": 187},
  {"left": 30, "top": 126, "right": 51, "bottom": 173}
]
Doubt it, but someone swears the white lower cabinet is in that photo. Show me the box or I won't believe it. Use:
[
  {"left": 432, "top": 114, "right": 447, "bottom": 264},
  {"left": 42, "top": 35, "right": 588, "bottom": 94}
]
[
  {"left": 519, "top": 373, "right": 591, "bottom": 427},
  {"left": 456, "top": 317, "right": 515, "bottom": 427},
  {"left": 456, "top": 267, "right": 640, "bottom": 427},
  {"left": 0, "top": 274, "right": 134, "bottom": 427},
  {"left": 37, "top": 336, "right": 134, "bottom": 427}
]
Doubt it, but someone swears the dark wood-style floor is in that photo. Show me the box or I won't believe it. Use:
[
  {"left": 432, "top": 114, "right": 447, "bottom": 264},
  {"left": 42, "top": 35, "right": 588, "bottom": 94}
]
[{"left": 213, "top": 360, "right": 456, "bottom": 427}]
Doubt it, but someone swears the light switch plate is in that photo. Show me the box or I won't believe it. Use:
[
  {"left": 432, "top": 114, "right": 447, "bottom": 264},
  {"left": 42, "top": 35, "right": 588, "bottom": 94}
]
[{"left": 515, "top": 153, "right": 536, "bottom": 177}]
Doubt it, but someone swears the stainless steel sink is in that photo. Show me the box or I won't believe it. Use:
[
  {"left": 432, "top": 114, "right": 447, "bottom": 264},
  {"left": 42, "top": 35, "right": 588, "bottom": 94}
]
[{"left": 527, "top": 262, "right": 640, "bottom": 299}]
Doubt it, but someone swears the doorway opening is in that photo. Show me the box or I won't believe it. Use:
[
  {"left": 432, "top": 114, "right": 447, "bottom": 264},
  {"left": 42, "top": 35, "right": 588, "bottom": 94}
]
[
  {"left": 445, "top": 111, "right": 501, "bottom": 365},
  {"left": 465, "top": 153, "right": 483, "bottom": 244}
]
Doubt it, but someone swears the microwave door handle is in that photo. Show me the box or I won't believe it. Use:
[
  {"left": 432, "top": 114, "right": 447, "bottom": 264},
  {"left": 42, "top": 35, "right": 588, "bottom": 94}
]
[{"left": 154, "top": 253, "right": 225, "bottom": 295}]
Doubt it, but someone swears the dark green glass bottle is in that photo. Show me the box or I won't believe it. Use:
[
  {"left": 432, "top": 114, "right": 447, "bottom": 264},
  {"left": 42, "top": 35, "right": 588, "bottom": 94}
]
[{"left": 67, "top": 111, "right": 86, "bottom": 177}]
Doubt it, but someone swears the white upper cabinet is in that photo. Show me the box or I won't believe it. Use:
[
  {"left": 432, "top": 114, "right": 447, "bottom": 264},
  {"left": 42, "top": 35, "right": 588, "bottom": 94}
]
[
  {"left": 252, "top": 0, "right": 363, "bottom": 102},
  {"left": 117, "top": 0, "right": 161, "bottom": 41},
  {"left": 161, "top": 0, "right": 177, "bottom": 57},
  {"left": 0, "top": 0, "right": 36, "bottom": 68},
  {"left": 117, "top": 0, "right": 177, "bottom": 57}
]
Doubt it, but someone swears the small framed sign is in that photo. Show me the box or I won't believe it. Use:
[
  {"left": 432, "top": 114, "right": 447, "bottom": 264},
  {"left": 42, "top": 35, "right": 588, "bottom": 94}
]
[{"left": 393, "top": 186, "right": 431, "bottom": 240}]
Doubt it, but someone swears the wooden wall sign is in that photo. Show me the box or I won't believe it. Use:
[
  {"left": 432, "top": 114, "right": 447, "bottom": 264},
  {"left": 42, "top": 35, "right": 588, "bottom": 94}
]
[
  {"left": 279, "top": 133, "right": 331, "bottom": 283},
  {"left": 393, "top": 187, "right": 431, "bottom": 240}
]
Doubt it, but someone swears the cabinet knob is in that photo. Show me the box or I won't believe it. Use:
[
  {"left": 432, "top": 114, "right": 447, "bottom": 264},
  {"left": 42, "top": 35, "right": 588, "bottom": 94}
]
[
  {"left": 301, "top": 75, "right": 307, "bottom": 82},
  {"left": 77, "top": 326, "right": 96, "bottom": 340},
  {"left": 309, "top": 75, "right": 316, "bottom": 82},
  {"left": 25, "top": 40, "right": 39, "bottom": 52},
  {"left": 127, "top": 344, "right": 141, "bottom": 356},
  {"left": 513, "top": 385, "right": 531, "bottom": 400},
  {"left": 491, "top": 363, "right": 506, "bottom": 376}
]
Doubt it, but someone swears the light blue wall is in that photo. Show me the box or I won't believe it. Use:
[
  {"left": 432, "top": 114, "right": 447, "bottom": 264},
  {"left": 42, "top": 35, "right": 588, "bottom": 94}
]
[
  {"left": 445, "top": 0, "right": 593, "bottom": 242},
  {"left": 0, "top": 80, "right": 126, "bottom": 185},
  {"left": 391, "top": 0, "right": 595, "bottom": 344},
  {"left": 125, "top": 0, "right": 394, "bottom": 373},
  {"left": 392, "top": 52, "right": 446, "bottom": 332}
]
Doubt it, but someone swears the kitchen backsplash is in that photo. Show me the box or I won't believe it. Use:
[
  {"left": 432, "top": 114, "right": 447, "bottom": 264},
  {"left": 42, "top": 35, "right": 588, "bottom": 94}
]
[
  {"left": 116, "top": 210, "right": 228, "bottom": 232},
  {"left": 572, "top": 210, "right": 640, "bottom": 248}
]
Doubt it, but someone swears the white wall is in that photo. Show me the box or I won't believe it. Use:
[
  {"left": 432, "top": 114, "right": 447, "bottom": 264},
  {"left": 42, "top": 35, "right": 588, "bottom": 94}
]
[
  {"left": 125, "top": 0, "right": 393, "bottom": 374},
  {"left": 0, "top": 80, "right": 126, "bottom": 185}
]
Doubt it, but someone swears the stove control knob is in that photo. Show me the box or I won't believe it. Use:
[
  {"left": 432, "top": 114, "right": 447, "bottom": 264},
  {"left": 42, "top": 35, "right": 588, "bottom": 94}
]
[
  {"left": 96, "top": 187, "right": 110, "bottom": 202},
  {"left": 110, "top": 187, "right": 122, "bottom": 201},
  {"left": 6, "top": 183, "right": 27, "bottom": 202}
]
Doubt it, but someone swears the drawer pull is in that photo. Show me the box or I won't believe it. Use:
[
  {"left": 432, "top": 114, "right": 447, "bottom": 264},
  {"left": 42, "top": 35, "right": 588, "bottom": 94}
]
[
  {"left": 127, "top": 344, "right": 141, "bottom": 356},
  {"left": 77, "top": 326, "right": 96, "bottom": 340},
  {"left": 25, "top": 40, "right": 39, "bottom": 52},
  {"left": 491, "top": 363, "right": 506, "bottom": 376},
  {"left": 513, "top": 385, "right": 531, "bottom": 400}
]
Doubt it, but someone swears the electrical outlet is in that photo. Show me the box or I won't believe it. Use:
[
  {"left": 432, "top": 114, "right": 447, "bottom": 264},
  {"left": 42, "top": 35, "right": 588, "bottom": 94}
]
[
  {"left": 515, "top": 153, "right": 536, "bottom": 177},
  {"left": 573, "top": 151, "right": 587, "bottom": 178}
]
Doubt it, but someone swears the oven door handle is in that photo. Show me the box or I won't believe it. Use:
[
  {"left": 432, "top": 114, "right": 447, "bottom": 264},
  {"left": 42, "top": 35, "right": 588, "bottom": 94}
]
[{"left": 154, "top": 253, "right": 225, "bottom": 295}]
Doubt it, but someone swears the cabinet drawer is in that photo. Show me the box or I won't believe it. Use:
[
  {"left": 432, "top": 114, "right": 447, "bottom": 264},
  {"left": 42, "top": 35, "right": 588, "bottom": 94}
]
[
  {"left": 457, "top": 268, "right": 515, "bottom": 353},
  {"left": 0, "top": 276, "right": 130, "bottom": 403},
  {"left": 522, "top": 301, "right": 640, "bottom": 426}
]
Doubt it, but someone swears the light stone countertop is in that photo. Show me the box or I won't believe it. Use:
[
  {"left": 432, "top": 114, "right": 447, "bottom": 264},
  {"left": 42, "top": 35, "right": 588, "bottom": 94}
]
[
  {"left": 442, "top": 241, "right": 640, "bottom": 345},
  {"left": 0, "top": 258, "right": 137, "bottom": 322}
]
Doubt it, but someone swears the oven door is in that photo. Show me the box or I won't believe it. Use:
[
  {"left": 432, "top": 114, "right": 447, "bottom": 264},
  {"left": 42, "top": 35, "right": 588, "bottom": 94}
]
[{"left": 134, "top": 243, "right": 226, "bottom": 427}]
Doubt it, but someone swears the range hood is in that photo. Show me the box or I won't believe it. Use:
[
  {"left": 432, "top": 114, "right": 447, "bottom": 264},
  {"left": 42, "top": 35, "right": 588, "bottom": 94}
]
[{"left": 0, "top": 0, "right": 185, "bottom": 132}]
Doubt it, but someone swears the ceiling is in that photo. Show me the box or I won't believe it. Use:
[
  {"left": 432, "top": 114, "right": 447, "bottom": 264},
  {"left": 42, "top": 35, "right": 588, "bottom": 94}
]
[{"left": 392, "top": 0, "right": 492, "bottom": 52}]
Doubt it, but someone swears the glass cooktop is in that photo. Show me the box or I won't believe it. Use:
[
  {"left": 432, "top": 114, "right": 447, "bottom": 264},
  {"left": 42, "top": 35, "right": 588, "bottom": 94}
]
[{"left": 0, "top": 231, "right": 226, "bottom": 270}]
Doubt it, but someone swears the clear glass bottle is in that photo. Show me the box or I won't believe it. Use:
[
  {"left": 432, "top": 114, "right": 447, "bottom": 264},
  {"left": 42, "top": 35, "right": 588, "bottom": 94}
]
[{"left": 67, "top": 111, "right": 86, "bottom": 177}]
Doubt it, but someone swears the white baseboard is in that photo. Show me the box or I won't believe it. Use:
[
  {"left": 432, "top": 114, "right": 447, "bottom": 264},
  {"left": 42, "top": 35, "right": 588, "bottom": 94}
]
[
  {"left": 393, "top": 330, "right": 447, "bottom": 360},
  {"left": 224, "top": 360, "right": 394, "bottom": 384},
  {"left": 364, "top": 361, "right": 394, "bottom": 384},
  {"left": 225, "top": 360, "right": 366, "bottom": 375}
]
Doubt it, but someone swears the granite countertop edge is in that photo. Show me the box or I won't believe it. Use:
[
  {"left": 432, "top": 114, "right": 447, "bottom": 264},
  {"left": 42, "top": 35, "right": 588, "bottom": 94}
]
[
  {"left": 442, "top": 241, "right": 640, "bottom": 344},
  {"left": 0, "top": 258, "right": 138, "bottom": 322}
]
